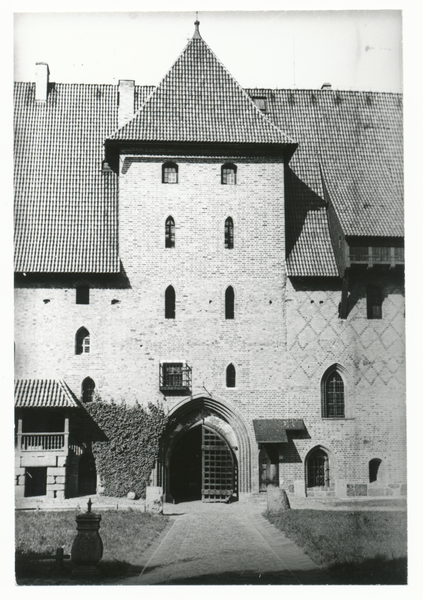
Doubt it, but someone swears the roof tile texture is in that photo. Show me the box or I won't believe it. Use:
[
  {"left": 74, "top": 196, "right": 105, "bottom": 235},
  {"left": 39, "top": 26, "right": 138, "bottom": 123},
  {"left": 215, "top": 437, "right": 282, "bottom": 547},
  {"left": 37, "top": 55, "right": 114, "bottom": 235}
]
[
  {"left": 14, "top": 379, "right": 80, "bottom": 408},
  {"left": 111, "top": 38, "right": 296, "bottom": 146}
]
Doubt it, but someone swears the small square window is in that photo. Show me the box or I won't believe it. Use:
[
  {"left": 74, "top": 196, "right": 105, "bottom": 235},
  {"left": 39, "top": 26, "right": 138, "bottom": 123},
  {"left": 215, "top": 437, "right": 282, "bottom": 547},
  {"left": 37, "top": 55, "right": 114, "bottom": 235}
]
[
  {"left": 253, "top": 97, "right": 267, "bottom": 112},
  {"left": 221, "top": 164, "right": 237, "bottom": 185},
  {"left": 162, "top": 163, "right": 178, "bottom": 184},
  {"left": 76, "top": 285, "right": 89, "bottom": 305}
]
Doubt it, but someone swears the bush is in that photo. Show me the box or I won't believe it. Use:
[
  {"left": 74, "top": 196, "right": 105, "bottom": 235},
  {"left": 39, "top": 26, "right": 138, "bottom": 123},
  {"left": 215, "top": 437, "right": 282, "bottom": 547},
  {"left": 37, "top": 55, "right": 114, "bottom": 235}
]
[{"left": 85, "top": 400, "right": 168, "bottom": 498}]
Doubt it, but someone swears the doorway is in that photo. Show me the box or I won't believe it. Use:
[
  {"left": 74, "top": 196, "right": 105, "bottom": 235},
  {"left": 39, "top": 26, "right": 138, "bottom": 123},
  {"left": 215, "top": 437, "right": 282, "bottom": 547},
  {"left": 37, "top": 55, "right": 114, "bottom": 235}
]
[
  {"left": 78, "top": 453, "right": 97, "bottom": 496},
  {"left": 259, "top": 445, "right": 279, "bottom": 491},
  {"left": 25, "top": 467, "right": 47, "bottom": 497},
  {"left": 169, "top": 424, "right": 237, "bottom": 503}
]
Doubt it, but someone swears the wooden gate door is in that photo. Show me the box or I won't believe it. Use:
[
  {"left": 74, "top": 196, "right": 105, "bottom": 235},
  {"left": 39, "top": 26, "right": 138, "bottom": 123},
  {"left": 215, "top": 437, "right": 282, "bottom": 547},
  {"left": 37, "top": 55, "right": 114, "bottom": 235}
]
[{"left": 201, "top": 425, "right": 237, "bottom": 502}]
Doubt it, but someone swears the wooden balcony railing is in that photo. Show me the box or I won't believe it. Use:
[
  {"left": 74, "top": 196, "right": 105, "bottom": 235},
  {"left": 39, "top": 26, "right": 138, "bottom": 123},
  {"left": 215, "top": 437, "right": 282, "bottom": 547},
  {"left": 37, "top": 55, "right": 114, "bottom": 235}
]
[{"left": 19, "top": 433, "right": 67, "bottom": 452}]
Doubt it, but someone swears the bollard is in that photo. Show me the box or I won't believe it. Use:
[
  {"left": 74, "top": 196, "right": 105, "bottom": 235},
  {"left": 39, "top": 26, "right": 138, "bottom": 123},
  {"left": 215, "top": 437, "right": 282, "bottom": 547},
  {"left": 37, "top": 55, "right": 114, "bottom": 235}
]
[{"left": 71, "top": 498, "right": 103, "bottom": 576}]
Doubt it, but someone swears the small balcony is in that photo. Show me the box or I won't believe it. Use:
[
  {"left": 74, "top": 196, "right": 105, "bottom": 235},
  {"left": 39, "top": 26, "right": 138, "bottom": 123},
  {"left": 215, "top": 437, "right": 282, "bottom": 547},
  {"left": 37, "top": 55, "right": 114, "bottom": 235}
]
[
  {"left": 17, "top": 432, "right": 68, "bottom": 453},
  {"left": 347, "top": 246, "right": 404, "bottom": 268},
  {"left": 160, "top": 363, "right": 192, "bottom": 394}
]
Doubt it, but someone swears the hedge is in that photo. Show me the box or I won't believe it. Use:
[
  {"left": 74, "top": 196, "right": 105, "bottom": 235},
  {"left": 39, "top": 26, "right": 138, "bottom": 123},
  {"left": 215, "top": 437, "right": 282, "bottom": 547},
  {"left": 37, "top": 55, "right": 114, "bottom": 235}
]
[{"left": 84, "top": 400, "right": 168, "bottom": 499}]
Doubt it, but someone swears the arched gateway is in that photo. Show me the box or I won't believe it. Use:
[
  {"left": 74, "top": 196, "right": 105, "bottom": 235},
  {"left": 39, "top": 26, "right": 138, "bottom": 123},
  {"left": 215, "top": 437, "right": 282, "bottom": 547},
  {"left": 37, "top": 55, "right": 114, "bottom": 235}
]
[{"left": 153, "top": 395, "right": 253, "bottom": 503}]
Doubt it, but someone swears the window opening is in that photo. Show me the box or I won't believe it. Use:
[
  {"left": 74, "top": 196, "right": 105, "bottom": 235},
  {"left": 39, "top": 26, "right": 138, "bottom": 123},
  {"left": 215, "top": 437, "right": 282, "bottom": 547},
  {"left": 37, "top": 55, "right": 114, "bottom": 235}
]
[
  {"left": 162, "top": 162, "right": 178, "bottom": 184},
  {"left": 367, "top": 285, "right": 383, "bottom": 319},
  {"left": 252, "top": 97, "right": 268, "bottom": 112},
  {"left": 165, "top": 216, "right": 175, "bottom": 248},
  {"left": 165, "top": 286, "right": 176, "bottom": 319},
  {"left": 82, "top": 377, "right": 95, "bottom": 402},
  {"left": 76, "top": 327, "right": 90, "bottom": 354},
  {"left": 221, "top": 164, "right": 237, "bottom": 185},
  {"left": 307, "top": 449, "right": 330, "bottom": 488},
  {"left": 225, "top": 217, "right": 234, "bottom": 249},
  {"left": 323, "top": 371, "right": 345, "bottom": 418},
  {"left": 226, "top": 364, "right": 236, "bottom": 388},
  {"left": 369, "top": 458, "right": 382, "bottom": 483},
  {"left": 225, "top": 286, "right": 235, "bottom": 319},
  {"left": 76, "top": 285, "right": 89, "bottom": 305}
]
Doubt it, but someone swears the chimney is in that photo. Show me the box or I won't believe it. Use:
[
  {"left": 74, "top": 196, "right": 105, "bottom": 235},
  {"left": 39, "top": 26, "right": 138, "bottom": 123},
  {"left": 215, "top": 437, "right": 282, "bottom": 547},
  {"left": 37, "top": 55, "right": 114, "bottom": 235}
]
[
  {"left": 118, "top": 80, "right": 135, "bottom": 128},
  {"left": 321, "top": 82, "right": 332, "bottom": 90},
  {"left": 35, "top": 62, "right": 50, "bottom": 102}
]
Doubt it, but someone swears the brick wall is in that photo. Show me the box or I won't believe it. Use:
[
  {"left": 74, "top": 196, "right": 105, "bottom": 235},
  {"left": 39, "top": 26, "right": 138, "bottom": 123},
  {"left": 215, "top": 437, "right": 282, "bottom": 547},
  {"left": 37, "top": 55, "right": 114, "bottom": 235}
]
[{"left": 14, "top": 153, "right": 406, "bottom": 496}]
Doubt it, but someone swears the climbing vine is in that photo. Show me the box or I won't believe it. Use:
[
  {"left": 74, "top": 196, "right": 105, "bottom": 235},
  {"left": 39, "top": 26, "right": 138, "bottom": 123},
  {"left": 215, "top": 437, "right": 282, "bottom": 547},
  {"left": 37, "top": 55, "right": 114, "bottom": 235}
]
[{"left": 84, "top": 400, "right": 168, "bottom": 499}]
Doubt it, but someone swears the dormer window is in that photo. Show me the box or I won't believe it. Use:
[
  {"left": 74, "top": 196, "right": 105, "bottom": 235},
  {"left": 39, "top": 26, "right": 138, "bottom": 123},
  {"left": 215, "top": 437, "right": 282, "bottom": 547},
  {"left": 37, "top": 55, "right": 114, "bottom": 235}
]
[
  {"left": 162, "top": 162, "right": 178, "bottom": 184},
  {"left": 252, "top": 97, "right": 267, "bottom": 112},
  {"left": 221, "top": 164, "right": 237, "bottom": 185}
]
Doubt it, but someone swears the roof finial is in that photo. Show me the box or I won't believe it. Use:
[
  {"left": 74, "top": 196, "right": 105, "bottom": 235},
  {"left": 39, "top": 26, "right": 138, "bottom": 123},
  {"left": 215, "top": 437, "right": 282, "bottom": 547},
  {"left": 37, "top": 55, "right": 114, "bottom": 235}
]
[{"left": 193, "top": 14, "right": 201, "bottom": 39}]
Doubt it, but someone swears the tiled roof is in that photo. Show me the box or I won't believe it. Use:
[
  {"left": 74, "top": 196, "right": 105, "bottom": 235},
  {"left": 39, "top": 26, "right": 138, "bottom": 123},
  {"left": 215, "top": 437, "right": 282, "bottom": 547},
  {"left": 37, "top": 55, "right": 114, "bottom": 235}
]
[
  {"left": 14, "top": 379, "right": 80, "bottom": 408},
  {"left": 14, "top": 51, "right": 402, "bottom": 278},
  {"left": 246, "top": 88, "right": 404, "bottom": 276},
  {"left": 253, "top": 419, "right": 306, "bottom": 443},
  {"left": 109, "top": 34, "right": 297, "bottom": 147}
]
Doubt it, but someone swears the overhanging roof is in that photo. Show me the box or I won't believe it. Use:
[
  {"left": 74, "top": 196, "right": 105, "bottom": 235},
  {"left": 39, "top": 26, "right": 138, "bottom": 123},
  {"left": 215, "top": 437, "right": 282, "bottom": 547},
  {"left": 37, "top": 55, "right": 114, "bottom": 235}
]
[
  {"left": 14, "top": 379, "right": 80, "bottom": 408},
  {"left": 253, "top": 419, "right": 305, "bottom": 443}
]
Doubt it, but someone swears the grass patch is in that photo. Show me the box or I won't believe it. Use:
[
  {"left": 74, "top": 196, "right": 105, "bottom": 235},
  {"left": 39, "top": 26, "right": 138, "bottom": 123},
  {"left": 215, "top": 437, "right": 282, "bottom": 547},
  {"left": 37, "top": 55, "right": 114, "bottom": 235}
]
[
  {"left": 266, "top": 509, "right": 407, "bottom": 585},
  {"left": 15, "top": 509, "right": 169, "bottom": 584}
]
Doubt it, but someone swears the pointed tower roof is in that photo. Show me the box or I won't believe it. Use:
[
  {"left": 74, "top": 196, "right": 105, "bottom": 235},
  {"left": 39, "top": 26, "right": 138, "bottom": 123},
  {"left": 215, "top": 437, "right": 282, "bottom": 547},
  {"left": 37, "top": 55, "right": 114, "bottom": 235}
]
[{"left": 108, "top": 21, "right": 297, "bottom": 148}]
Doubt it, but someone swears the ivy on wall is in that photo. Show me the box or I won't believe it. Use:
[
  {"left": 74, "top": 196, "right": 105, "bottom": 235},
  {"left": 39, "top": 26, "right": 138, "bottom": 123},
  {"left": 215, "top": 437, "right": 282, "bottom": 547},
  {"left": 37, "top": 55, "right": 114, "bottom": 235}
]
[{"left": 84, "top": 400, "right": 168, "bottom": 499}]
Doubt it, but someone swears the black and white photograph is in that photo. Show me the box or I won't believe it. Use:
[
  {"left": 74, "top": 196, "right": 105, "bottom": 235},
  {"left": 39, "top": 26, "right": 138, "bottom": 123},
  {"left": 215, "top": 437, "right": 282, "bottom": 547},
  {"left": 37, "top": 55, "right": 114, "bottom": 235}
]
[{"left": 12, "top": 4, "right": 411, "bottom": 589}]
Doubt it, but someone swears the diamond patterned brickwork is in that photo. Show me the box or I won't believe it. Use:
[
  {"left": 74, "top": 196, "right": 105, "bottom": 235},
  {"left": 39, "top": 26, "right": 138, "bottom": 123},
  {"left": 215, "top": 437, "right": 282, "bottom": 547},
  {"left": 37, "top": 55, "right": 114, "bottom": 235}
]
[{"left": 280, "top": 270, "right": 406, "bottom": 488}]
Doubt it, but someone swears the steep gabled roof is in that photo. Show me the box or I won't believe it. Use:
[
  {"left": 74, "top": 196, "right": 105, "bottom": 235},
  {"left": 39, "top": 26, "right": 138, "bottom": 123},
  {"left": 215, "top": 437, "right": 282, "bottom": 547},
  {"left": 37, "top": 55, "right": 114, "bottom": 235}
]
[
  {"left": 246, "top": 88, "right": 403, "bottom": 276},
  {"left": 109, "top": 24, "right": 296, "bottom": 148},
  {"left": 14, "top": 379, "right": 80, "bottom": 408}
]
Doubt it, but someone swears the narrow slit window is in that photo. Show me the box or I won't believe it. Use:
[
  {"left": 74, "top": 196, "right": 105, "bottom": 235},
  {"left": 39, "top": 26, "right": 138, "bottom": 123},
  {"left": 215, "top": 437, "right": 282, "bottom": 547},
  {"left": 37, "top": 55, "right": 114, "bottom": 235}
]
[
  {"left": 81, "top": 377, "right": 95, "bottom": 402},
  {"left": 225, "top": 286, "right": 235, "bottom": 320},
  {"left": 76, "top": 327, "right": 90, "bottom": 354},
  {"left": 165, "top": 216, "right": 175, "bottom": 248},
  {"left": 165, "top": 286, "right": 176, "bottom": 319},
  {"left": 225, "top": 217, "right": 234, "bottom": 249},
  {"left": 162, "top": 162, "right": 178, "bottom": 184},
  {"left": 369, "top": 458, "right": 382, "bottom": 483},
  {"left": 367, "top": 285, "right": 383, "bottom": 319},
  {"left": 221, "top": 163, "right": 237, "bottom": 185},
  {"left": 226, "top": 364, "right": 236, "bottom": 388}
]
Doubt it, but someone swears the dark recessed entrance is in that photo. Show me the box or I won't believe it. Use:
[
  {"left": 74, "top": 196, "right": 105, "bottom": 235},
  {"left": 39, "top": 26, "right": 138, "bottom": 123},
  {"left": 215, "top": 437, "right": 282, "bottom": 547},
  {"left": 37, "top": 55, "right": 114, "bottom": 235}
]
[
  {"left": 78, "top": 453, "right": 97, "bottom": 496},
  {"left": 25, "top": 467, "right": 47, "bottom": 497},
  {"left": 169, "top": 424, "right": 237, "bottom": 503}
]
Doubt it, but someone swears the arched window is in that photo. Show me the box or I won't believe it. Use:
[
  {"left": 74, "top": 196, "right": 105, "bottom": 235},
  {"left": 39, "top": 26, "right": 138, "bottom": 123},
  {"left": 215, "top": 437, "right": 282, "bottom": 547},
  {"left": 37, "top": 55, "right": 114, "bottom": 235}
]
[
  {"left": 225, "top": 286, "right": 235, "bottom": 320},
  {"left": 307, "top": 448, "right": 330, "bottom": 488},
  {"left": 225, "top": 217, "right": 234, "bottom": 249},
  {"left": 165, "top": 286, "right": 176, "bottom": 319},
  {"left": 162, "top": 162, "right": 178, "bottom": 184},
  {"left": 369, "top": 458, "right": 382, "bottom": 483},
  {"left": 165, "top": 216, "right": 175, "bottom": 248},
  {"left": 226, "top": 364, "right": 236, "bottom": 388},
  {"left": 75, "top": 327, "right": 90, "bottom": 355},
  {"left": 81, "top": 377, "right": 95, "bottom": 402},
  {"left": 221, "top": 163, "right": 237, "bottom": 185},
  {"left": 322, "top": 368, "right": 345, "bottom": 418}
]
